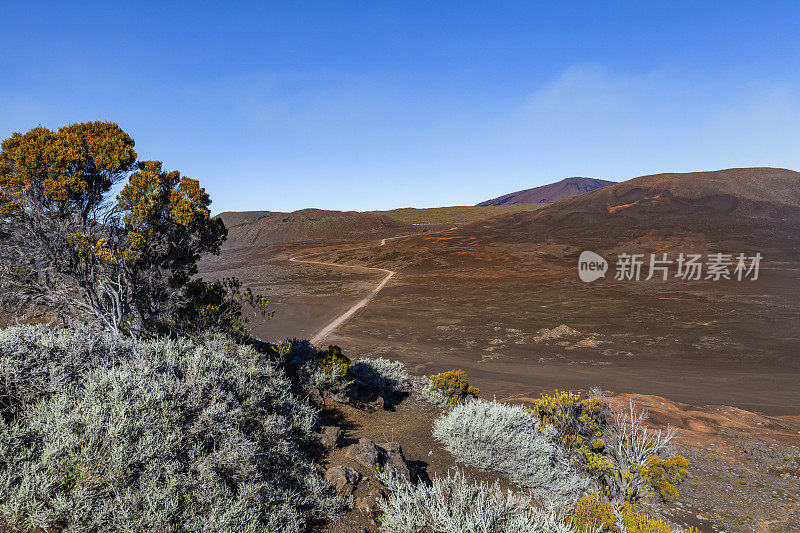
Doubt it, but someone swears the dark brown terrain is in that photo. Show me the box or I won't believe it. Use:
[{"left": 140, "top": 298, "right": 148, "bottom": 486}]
[
  {"left": 199, "top": 167, "right": 800, "bottom": 532},
  {"left": 477, "top": 176, "right": 617, "bottom": 206}
]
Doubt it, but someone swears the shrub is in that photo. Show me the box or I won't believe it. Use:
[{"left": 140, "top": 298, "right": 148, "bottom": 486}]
[
  {"left": 528, "top": 392, "right": 689, "bottom": 504},
  {"left": 597, "top": 401, "right": 688, "bottom": 503},
  {"left": 318, "top": 345, "right": 350, "bottom": 378},
  {"left": 284, "top": 341, "right": 352, "bottom": 403},
  {"left": 0, "top": 325, "right": 136, "bottom": 422},
  {"left": 526, "top": 390, "right": 611, "bottom": 455},
  {"left": 567, "top": 493, "right": 690, "bottom": 533},
  {"left": 349, "top": 357, "right": 410, "bottom": 405},
  {"left": 421, "top": 370, "right": 479, "bottom": 406},
  {"left": 432, "top": 399, "right": 588, "bottom": 506},
  {"left": 378, "top": 469, "right": 579, "bottom": 533},
  {"left": 0, "top": 326, "right": 344, "bottom": 532},
  {"left": 642, "top": 455, "right": 690, "bottom": 502}
]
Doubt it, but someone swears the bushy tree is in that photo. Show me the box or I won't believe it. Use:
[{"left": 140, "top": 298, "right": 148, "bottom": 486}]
[{"left": 0, "top": 122, "right": 268, "bottom": 337}]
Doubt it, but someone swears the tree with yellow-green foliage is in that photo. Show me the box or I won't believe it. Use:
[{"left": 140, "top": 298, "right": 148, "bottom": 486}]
[{"left": 0, "top": 122, "right": 269, "bottom": 338}]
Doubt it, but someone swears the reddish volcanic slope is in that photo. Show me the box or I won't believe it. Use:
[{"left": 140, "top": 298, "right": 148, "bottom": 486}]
[
  {"left": 464, "top": 167, "right": 800, "bottom": 253},
  {"left": 477, "top": 177, "right": 616, "bottom": 206}
]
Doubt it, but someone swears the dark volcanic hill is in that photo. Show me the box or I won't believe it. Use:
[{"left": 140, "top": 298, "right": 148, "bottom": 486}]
[
  {"left": 477, "top": 177, "right": 616, "bottom": 206},
  {"left": 217, "top": 208, "right": 403, "bottom": 248}
]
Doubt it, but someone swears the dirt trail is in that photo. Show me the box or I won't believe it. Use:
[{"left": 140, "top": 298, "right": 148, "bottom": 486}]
[{"left": 289, "top": 234, "right": 409, "bottom": 345}]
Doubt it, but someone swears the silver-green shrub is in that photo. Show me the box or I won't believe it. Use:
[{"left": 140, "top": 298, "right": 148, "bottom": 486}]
[
  {"left": 418, "top": 381, "right": 451, "bottom": 406},
  {"left": 432, "top": 399, "right": 588, "bottom": 506},
  {"left": 0, "top": 325, "right": 136, "bottom": 420},
  {"left": 0, "top": 326, "right": 344, "bottom": 532},
  {"left": 378, "top": 470, "right": 578, "bottom": 533},
  {"left": 349, "top": 357, "right": 410, "bottom": 404}
]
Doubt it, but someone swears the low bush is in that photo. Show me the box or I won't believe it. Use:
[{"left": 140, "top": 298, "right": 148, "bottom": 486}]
[
  {"left": 284, "top": 341, "right": 352, "bottom": 403},
  {"left": 642, "top": 455, "right": 690, "bottom": 502},
  {"left": 349, "top": 357, "right": 410, "bottom": 406},
  {"left": 584, "top": 401, "right": 688, "bottom": 503},
  {"left": 526, "top": 390, "right": 611, "bottom": 455},
  {"left": 0, "top": 326, "right": 136, "bottom": 422},
  {"left": 432, "top": 399, "right": 588, "bottom": 506},
  {"left": 378, "top": 469, "right": 579, "bottom": 533},
  {"left": 567, "top": 493, "right": 697, "bottom": 533},
  {"left": 420, "top": 370, "right": 479, "bottom": 406},
  {"left": 284, "top": 343, "right": 411, "bottom": 407},
  {"left": 0, "top": 326, "right": 344, "bottom": 532},
  {"left": 318, "top": 345, "right": 350, "bottom": 378}
]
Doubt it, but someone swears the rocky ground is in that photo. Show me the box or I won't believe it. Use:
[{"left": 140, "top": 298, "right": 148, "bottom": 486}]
[
  {"left": 313, "top": 388, "right": 800, "bottom": 533},
  {"left": 625, "top": 394, "right": 800, "bottom": 533}
]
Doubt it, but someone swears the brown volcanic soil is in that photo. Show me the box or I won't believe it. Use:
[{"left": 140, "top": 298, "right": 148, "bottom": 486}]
[
  {"left": 201, "top": 168, "right": 800, "bottom": 413},
  {"left": 478, "top": 176, "right": 616, "bottom": 206}
]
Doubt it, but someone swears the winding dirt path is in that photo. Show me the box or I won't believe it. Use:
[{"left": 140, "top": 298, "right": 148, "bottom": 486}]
[{"left": 288, "top": 234, "right": 409, "bottom": 345}]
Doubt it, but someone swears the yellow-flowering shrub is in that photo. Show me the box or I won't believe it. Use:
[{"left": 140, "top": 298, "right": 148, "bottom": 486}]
[
  {"left": 644, "top": 454, "right": 690, "bottom": 501},
  {"left": 526, "top": 390, "right": 611, "bottom": 454},
  {"left": 426, "top": 370, "right": 480, "bottom": 406},
  {"left": 527, "top": 391, "right": 689, "bottom": 503},
  {"left": 318, "top": 345, "right": 350, "bottom": 379},
  {"left": 567, "top": 493, "right": 697, "bottom": 533}
]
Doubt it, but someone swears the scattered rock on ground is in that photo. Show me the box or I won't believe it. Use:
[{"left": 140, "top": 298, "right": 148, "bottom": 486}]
[
  {"left": 371, "top": 395, "right": 385, "bottom": 410},
  {"left": 533, "top": 324, "right": 580, "bottom": 342},
  {"left": 316, "top": 425, "right": 344, "bottom": 450},
  {"left": 379, "top": 441, "right": 411, "bottom": 480},
  {"left": 355, "top": 488, "right": 386, "bottom": 513},
  {"left": 576, "top": 338, "right": 599, "bottom": 348},
  {"left": 346, "top": 438, "right": 381, "bottom": 469},
  {"left": 324, "top": 465, "right": 361, "bottom": 495}
]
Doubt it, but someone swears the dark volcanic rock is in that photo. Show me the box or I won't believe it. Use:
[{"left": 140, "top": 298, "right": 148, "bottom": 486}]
[
  {"left": 315, "top": 425, "right": 344, "bottom": 450},
  {"left": 325, "top": 465, "right": 361, "bottom": 495},
  {"left": 355, "top": 487, "right": 386, "bottom": 512},
  {"left": 379, "top": 441, "right": 411, "bottom": 480},
  {"left": 346, "top": 438, "right": 381, "bottom": 469}
]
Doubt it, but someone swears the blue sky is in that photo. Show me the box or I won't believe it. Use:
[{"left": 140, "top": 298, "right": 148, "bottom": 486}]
[{"left": 2, "top": 2, "right": 800, "bottom": 213}]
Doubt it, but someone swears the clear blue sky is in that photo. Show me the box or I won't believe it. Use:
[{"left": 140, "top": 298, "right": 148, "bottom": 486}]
[{"left": 2, "top": 2, "right": 799, "bottom": 213}]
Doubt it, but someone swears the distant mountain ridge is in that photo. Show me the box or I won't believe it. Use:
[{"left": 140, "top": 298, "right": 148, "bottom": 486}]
[
  {"left": 216, "top": 205, "right": 551, "bottom": 248},
  {"left": 478, "top": 177, "right": 617, "bottom": 206},
  {"left": 462, "top": 167, "right": 800, "bottom": 254},
  {"left": 216, "top": 208, "right": 401, "bottom": 248}
]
